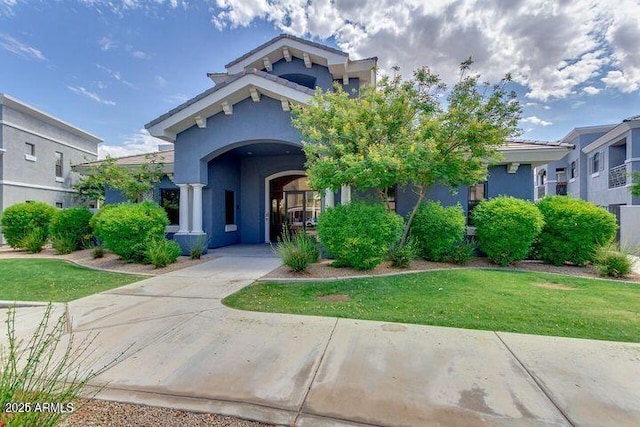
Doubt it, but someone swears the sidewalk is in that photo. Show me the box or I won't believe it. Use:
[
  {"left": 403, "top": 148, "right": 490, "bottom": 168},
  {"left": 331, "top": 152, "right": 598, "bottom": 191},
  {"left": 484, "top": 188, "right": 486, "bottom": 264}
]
[{"left": 5, "top": 248, "right": 640, "bottom": 426}]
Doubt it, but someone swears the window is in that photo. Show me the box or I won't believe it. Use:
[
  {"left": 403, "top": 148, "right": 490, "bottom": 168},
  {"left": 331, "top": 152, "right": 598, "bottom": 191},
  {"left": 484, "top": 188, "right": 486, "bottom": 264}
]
[
  {"left": 467, "top": 182, "right": 487, "bottom": 226},
  {"left": 225, "top": 190, "right": 236, "bottom": 226},
  {"left": 55, "top": 202, "right": 63, "bottom": 208},
  {"left": 538, "top": 170, "right": 546, "bottom": 186},
  {"left": 55, "top": 152, "right": 63, "bottom": 178},
  {"left": 385, "top": 186, "right": 396, "bottom": 212},
  {"left": 592, "top": 152, "right": 600, "bottom": 174},
  {"left": 570, "top": 161, "right": 577, "bottom": 179},
  {"left": 25, "top": 142, "right": 36, "bottom": 161},
  {"left": 160, "top": 188, "right": 179, "bottom": 225}
]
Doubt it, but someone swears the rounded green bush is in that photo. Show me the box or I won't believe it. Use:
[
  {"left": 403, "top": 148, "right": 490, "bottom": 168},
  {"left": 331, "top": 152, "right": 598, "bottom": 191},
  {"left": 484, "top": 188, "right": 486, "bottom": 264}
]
[
  {"left": 50, "top": 207, "right": 93, "bottom": 251},
  {"left": 91, "top": 201, "right": 169, "bottom": 263},
  {"left": 317, "top": 202, "right": 403, "bottom": 270},
  {"left": 473, "top": 196, "right": 544, "bottom": 266},
  {"left": 410, "top": 201, "right": 466, "bottom": 261},
  {"left": 536, "top": 196, "right": 618, "bottom": 266},
  {"left": 0, "top": 201, "right": 56, "bottom": 248}
]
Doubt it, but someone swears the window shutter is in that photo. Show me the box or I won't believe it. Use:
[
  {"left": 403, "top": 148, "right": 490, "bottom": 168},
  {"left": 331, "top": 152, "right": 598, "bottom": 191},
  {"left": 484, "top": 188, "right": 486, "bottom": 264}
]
[{"left": 599, "top": 152, "right": 605, "bottom": 171}]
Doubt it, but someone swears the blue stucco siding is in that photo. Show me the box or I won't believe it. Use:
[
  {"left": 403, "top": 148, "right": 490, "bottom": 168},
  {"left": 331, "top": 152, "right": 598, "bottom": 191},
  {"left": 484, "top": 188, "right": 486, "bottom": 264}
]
[
  {"left": 205, "top": 152, "right": 241, "bottom": 247},
  {"left": 486, "top": 164, "right": 533, "bottom": 200},
  {"left": 174, "top": 97, "right": 303, "bottom": 184},
  {"left": 271, "top": 57, "right": 334, "bottom": 90},
  {"left": 239, "top": 153, "right": 306, "bottom": 244}
]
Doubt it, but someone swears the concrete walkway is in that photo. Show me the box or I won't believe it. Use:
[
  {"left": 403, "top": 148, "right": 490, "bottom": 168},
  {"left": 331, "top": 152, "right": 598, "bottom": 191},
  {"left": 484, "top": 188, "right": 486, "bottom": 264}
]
[{"left": 5, "top": 245, "right": 640, "bottom": 426}]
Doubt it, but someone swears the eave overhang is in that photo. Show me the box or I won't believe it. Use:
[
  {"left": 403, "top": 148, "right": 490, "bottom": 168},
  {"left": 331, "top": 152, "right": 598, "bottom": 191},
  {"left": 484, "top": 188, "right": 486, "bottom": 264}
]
[
  {"left": 582, "top": 119, "right": 640, "bottom": 154},
  {"left": 145, "top": 72, "right": 314, "bottom": 142}
]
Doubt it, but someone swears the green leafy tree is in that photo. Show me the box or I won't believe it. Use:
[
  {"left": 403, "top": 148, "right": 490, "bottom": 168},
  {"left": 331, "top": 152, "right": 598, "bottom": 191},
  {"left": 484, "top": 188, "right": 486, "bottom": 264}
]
[
  {"left": 292, "top": 59, "right": 521, "bottom": 245},
  {"left": 631, "top": 171, "right": 640, "bottom": 197},
  {"left": 74, "top": 154, "right": 165, "bottom": 204}
]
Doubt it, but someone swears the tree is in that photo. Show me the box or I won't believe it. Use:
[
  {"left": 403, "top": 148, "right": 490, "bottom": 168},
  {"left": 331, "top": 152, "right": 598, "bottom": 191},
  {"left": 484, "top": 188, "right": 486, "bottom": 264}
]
[
  {"left": 291, "top": 59, "right": 522, "bottom": 245},
  {"left": 73, "top": 154, "right": 165, "bottom": 204},
  {"left": 631, "top": 171, "right": 640, "bottom": 197}
]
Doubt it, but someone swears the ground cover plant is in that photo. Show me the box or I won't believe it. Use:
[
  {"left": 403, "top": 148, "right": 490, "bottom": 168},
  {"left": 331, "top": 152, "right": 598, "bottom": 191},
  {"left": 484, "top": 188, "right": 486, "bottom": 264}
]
[
  {"left": 224, "top": 269, "right": 640, "bottom": 342},
  {"left": 0, "top": 259, "right": 143, "bottom": 302}
]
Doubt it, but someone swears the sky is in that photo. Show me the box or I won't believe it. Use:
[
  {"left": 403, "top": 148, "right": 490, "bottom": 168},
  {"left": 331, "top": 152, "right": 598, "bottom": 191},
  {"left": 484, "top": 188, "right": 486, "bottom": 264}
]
[{"left": 1, "top": 0, "right": 639, "bottom": 159}]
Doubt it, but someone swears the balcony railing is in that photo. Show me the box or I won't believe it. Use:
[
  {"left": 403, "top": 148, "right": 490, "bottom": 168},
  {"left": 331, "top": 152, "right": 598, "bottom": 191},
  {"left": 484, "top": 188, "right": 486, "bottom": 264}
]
[
  {"left": 556, "top": 183, "right": 567, "bottom": 196},
  {"left": 609, "top": 164, "right": 627, "bottom": 189},
  {"left": 537, "top": 185, "right": 546, "bottom": 199}
]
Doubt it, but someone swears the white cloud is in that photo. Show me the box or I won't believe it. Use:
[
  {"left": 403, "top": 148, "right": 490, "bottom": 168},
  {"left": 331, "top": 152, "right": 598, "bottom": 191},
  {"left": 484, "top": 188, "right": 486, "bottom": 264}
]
[
  {"left": 68, "top": 86, "right": 116, "bottom": 105},
  {"left": 131, "top": 50, "right": 149, "bottom": 59},
  {"left": 521, "top": 116, "right": 552, "bottom": 126},
  {"left": 96, "top": 64, "right": 135, "bottom": 88},
  {"left": 210, "top": 0, "right": 640, "bottom": 100},
  {"left": 583, "top": 86, "right": 601, "bottom": 95},
  {"left": 98, "top": 128, "right": 167, "bottom": 159},
  {"left": 154, "top": 75, "right": 167, "bottom": 87},
  {"left": 0, "top": 33, "right": 46, "bottom": 61},
  {"left": 98, "top": 35, "right": 116, "bottom": 51}
]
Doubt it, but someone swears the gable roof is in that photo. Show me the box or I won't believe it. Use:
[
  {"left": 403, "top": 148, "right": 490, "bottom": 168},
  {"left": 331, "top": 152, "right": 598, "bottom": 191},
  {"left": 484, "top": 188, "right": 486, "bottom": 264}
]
[
  {"left": 73, "top": 150, "right": 174, "bottom": 174},
  {"left": 225, "top": 34, "right": 347, "bottom": 69}
]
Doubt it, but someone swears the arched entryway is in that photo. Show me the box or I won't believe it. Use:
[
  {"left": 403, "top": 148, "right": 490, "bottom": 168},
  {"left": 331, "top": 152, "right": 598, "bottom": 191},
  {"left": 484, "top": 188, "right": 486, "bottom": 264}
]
[{"left": 264, "top": 172, "right": 321, "bottom": 242}]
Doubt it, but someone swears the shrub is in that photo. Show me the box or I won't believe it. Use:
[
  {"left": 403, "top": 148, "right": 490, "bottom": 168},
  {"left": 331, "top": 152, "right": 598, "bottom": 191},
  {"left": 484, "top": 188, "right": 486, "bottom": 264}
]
[
  {"left": 52, "top": 234, "right": 76, "bottom": 255},
  {"left": 536, "top": 196, "right": 618, "bottom": 266},
  {"left": 146, "top": 238, "right": 182, "bottom": 268},
  {"left": 0, "top": 201, "right": 56, "bottom": 249},
  {"left": 473, "top": 196, "right": 544, "bottom": 266},
  {"left": 593, "top": 244, "right": 632, "bottom": 278},
  {"left": 91, "top": 201, "right": 169, "bottom": 263},
  {"left": 274, "top": 229, "right": 319, "bottom": 272},
  {"left": 91, "top": 245, "right": 105, "bottom": 259},
  {"left": 187, "top": 234, "right": 209, "bottom": 260},
  {"left": 387, "top": 239, "right": 418, "bottom": 268},
  {"left": 410, "top": 201, "right": 466, "bottom": 262},
  {"left": 317, "top": 202, "right": 403, "bottom": 270},
  {"left": 21, "top": 228, "right": 47, "bottom": 253},
  {"left": 0, "top": 305, "right": 122, "bottom": 427},
  {"left": 50, "top": 207, "right": 93, "bottom": 251},
  {"left": 448, "top": 238, "right": 477, "bottom": 265}
]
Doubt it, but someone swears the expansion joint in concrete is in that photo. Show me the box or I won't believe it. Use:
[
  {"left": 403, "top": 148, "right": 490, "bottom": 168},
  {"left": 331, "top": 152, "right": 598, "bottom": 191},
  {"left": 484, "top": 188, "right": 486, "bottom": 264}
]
[
  {"left": 494, "top": 332, "right": 576, "bottom": 427},
  {"left": 293, "top": 317, "right": 339, "bottom": 426}
]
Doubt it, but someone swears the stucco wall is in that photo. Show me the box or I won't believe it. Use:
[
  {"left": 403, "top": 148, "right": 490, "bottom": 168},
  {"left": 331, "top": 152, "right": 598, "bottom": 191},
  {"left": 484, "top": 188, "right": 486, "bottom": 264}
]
[
  {"left": 271, "top": 57, "right": 334, "bottom": 90},
  {"left": 205, "top": 152, "right": 241, "bottom": 247},
  {"left": 174, "top": 97, "right": 303, "bottom": 184},
  {"left": 620, "top": 206, "right": 640, "bottom": 250}
]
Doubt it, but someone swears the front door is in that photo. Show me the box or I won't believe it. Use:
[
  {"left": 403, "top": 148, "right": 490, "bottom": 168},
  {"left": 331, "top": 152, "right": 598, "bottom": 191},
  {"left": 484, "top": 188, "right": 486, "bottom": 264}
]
[{"left": 269, "top": 176, "right": 320, "bottom": 242}]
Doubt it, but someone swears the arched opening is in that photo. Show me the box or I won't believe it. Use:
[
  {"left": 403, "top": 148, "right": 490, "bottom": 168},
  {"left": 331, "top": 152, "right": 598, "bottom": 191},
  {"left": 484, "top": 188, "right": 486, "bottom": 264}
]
[
  {"left": 265, "top": 173, "right": 321, "bottom": 242},
  {"left": 279, "top": 73, "right": 317, "bottom": 89}
]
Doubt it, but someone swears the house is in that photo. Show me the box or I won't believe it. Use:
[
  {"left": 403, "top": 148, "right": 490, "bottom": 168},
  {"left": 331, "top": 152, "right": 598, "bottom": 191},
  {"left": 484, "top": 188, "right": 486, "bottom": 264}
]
[
  {"left": 0, "top": 94, "right": 102, "bottom": 242},
  {"left": 142, "top": 34, "right": 572, "bottom": 251},
  {"left": 535, "top": 116, "right": 640, "bottom": 248}
]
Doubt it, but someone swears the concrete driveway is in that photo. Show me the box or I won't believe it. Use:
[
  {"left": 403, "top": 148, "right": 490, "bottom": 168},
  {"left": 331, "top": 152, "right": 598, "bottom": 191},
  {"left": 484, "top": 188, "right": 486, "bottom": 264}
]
[{"left": 4, "top": 245, "right": 640, "bottom": 426}]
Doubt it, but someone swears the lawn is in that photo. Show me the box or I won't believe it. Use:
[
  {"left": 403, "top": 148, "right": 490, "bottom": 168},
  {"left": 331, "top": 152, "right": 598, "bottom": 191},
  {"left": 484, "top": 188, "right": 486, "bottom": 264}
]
[
  {"left": 223, "top": 269, "right": 640, "bottom": 342},
  {"left": 0, "top": 259, "right": 144, "bottom": 302}
]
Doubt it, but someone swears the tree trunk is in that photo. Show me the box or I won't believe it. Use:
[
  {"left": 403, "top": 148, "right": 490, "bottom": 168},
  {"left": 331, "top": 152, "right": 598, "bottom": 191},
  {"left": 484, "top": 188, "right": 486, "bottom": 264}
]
[{"left": 400, "top": 186, "right": 426, "bottom": 246}]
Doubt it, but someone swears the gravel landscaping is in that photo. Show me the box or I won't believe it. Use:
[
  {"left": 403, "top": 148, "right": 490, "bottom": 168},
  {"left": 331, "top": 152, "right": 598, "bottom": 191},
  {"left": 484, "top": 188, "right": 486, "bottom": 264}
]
[
  {"left": 60, "top": 399, "right": 273, "bottom": 427},
  {"left": 264, "top": 256, "right": 640, "bottom": 283}
]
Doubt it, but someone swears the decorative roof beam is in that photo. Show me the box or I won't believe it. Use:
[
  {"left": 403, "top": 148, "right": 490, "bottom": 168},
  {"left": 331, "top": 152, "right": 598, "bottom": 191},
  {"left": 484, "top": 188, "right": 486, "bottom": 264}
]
[
  {"left": 507, "top": 163, "right": 520, "bottom": 174},
  {"left": 343, "top": 74, "right": 349, "bottom": 85},
  {"left": 303, "top": 52, "right": 312, "bottom": 68},
  {"left": 250, "top": 87, "right": 261, "bottom": 102},
  {"left": 221, "top": 101, "right": 233, "bottom": 115},
  {"left": 282, "top": 46, "right": 292, "bottom": 62},
  {"left": 281, "top": 98, "right": 290, "bottom": 112},
  {"left": 195, "top": 115, "right": 206, "bottom": 128},
  {"left": 263, "top": 57, "right": 272, "bottom": 72}
]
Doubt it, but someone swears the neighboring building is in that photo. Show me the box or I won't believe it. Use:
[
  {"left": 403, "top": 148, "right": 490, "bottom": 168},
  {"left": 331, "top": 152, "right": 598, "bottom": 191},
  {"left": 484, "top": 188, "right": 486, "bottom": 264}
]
[
  {"left": 144, "top": 34, "right": 571, "bottom": 250},
  {"left": 535, "top": 116, "right": 640, "bottom": 248},
  {"left": 0, "top": 94, "right": 102, "bottom": 241}
]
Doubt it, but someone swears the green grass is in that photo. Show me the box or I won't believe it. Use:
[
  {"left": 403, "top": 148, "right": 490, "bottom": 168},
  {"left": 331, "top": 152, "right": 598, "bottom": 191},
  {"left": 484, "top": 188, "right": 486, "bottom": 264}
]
[
  {"left": 223, "top": 269, "right": 640, "bottom": 343},
  {"left": 0, "top": 259, "right": 144, "bottom": 302}
]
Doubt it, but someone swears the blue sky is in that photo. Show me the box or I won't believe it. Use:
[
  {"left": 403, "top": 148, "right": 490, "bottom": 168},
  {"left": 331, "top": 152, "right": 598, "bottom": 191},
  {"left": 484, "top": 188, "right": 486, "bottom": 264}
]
[{"left": 1, "top": 1, "right": 639, "bottom": 158}]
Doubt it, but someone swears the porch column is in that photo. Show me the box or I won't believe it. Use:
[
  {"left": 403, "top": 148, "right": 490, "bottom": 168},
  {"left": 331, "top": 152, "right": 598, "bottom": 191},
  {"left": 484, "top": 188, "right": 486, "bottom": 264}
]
[
  {"left": 324, "top": 188, "right": 334, "bottom": 208},
  {"left": 340, "top": 185, "right": 352, "bottom": 205},
  {"left": 177, "top": 184, "right": 190, "bottom": 234},
  {"left": 191, "top": 183, "right": 205, "bottom": 234}
]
